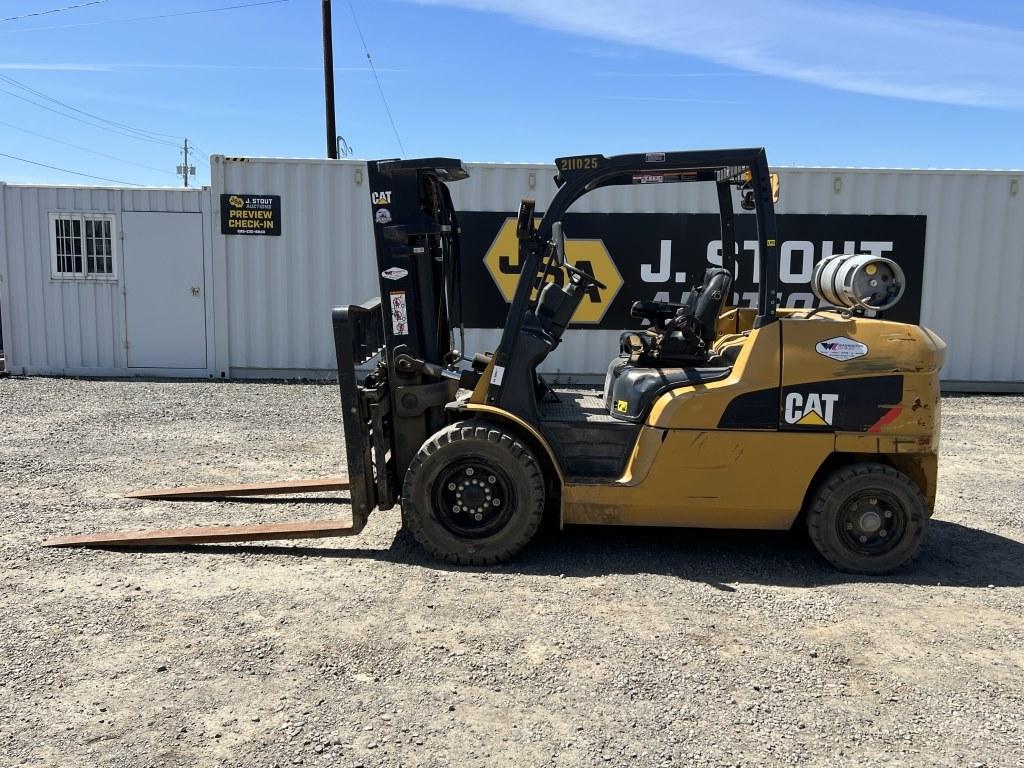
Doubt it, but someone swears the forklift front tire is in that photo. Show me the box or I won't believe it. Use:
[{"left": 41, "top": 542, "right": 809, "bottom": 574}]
[
  {"left": 402, "top": 420, "right": 546, "bottom": 565},
  {"left": 806, "top": 462, "right": 928, "bottom": 574}
]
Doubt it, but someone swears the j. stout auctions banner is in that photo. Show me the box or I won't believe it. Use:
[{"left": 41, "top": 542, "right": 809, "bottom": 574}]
[{"left": 458, "top": 213, "right": 926, "bottom": 328}]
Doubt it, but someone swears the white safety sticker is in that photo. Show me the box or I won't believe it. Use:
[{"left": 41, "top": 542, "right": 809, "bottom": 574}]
[
  {"left": 389, "top": 291, "right": 409, "bottom": 336},
  {"left": 490, "top": 365, "right": 505, "bottom": 386},
  {"left": 375, "top": 208, "right": 392, "bottom": 225},
  {"left": 381, "top": 266, "right": 408, "bottom": 281},
  {"left": 815, "top": 336, "right": 868, "bottom": 362}
]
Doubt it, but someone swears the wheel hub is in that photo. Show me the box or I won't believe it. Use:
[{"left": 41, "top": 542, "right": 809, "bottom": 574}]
[
  {"left": 433, "top": 460, "right": 513, "bottom": 539},
  {"left": 838, "top": 492, "right": 905, "bottom": 555},
  {"left": 858, "top": 510, "right": 883, "bottom": 534}
]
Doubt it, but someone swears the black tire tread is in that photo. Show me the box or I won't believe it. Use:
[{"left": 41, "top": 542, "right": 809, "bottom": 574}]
[
  {"left": 402, "top": 420, "right": 545, "bottom": 566},
  {"left": 806, "top": 462, "right": 928, "bottom": 574}
]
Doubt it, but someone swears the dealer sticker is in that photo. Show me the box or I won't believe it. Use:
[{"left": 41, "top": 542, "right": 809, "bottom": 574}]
[{"left": 816, "top": 336, "right": 868, "bottom": 362}]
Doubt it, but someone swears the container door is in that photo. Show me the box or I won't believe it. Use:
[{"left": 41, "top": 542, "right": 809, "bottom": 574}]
[{"left": 123, "top": 211, "right": 207, "bottom": 369}]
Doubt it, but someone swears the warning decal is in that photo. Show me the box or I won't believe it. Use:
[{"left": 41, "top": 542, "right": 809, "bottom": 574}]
[{"left": 389, "top": 291, "right": 408, "bottom": 336}]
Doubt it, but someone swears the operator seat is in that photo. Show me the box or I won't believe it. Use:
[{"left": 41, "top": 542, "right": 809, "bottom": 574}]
[
  {"left": 605, "top": 268, "right": 735, "bottom": 422},
  {"left": 623, "top": 267, "right": 734, "bottom": 367}
]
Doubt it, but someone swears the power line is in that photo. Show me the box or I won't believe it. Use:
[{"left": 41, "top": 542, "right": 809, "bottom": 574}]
[
  {"left": 0, "top": 0, "right": 290, "bottom": 33},
  {"left": 345, "top": 0, "right": 405, "bottom": 157},
  {"left": 0, "top": 119, "right": 178, "bottom": 176},
  {"left": 187, "top": 142, "right": 210, "bottom": 159},
  {"left": 0, "top": 83, "right": 181, "bottom": 147},
  {"left": 0, "top": 150, "right": 143, "bottom": 186},
  {"left": 0, "top": 73, "right": 182, "bottom": 141},
  {"left": 1, "top": 1, "right": 109, "bottom": 23}
]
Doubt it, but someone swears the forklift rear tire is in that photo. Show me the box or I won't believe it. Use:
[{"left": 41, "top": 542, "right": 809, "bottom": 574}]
[
  {"left": 806, "top": 462, "right": 928, "bottom": 574},
  {"left": 402, "top": 420, "right": 546, "bottom": 565}
]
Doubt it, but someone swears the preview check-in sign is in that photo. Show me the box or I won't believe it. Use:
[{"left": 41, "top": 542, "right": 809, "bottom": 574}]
[{"left": 220, "top": 194, "right": 281, "bottom": 236}]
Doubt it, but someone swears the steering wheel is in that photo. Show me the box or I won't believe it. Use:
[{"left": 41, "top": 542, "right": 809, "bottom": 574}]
[{"left": 563, "top": 260, "right": 607, "bottom": 290}]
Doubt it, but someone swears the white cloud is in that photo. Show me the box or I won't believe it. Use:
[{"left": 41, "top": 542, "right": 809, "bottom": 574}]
[
  {"left": 412, "top": 0, "right": 1024, "bottom": 108},
  {"left": 0, "top": 63, "right": 115, "bottom": 72}
]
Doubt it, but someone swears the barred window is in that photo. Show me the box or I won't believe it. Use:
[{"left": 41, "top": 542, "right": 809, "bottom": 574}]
[{"left": 51, "top": 213, "right": 116, "bottom": 279}]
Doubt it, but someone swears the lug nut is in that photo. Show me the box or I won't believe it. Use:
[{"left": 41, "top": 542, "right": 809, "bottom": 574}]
[
  {"left": 448, "top": 483, "right": 456, "bottom": 490},
  {"left": 453, "top": 505, "right": 460, "bottom": 513},
  {"left": 492, "top": 499, "right": 501, "bottom": 506},
  {"left": 488, "top": 475, "right": 496, "bottom": 483},
  {"left": 879, "top": 530, "right": 888, "bottom": 538},
  {"left": 473, "top": 513, "right": 483, "bottom": 521},
  {"left": 466, "top": 468, "right": 474, "bottom": 476}
]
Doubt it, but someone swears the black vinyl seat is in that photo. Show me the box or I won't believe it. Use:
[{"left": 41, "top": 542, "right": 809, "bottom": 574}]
[
  {"left": 621, "top": 267, "right": 734, "bottom": 367},
  {"left": 605, "top": 268, "right": 735, "bottom": 423}
]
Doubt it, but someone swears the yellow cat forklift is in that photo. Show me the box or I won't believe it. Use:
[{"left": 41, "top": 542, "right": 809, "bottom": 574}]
[{"left": 48, "top": 148, "right": 945, "bottom": 574}]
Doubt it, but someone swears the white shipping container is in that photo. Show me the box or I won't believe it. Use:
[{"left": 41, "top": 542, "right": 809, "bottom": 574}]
[
  {"left": 209, "top": 156, "right": 1024, "bottom": 388},
  {"left": 0, "top": 184, "right": 220, "bottom": 377},
  {"left": 2, "top": 155, "right": 1021, "bottom": 389}
]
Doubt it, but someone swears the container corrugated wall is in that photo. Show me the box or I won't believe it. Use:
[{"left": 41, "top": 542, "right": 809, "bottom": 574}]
[
  {"left": 776, "top": 169, "right": 1024, "bottom": 385},
  {"left": 211, "top": 157, "right": 1024, "bottom": 386},
  {"left": 0, "top": 183, "right": 208, "bottom": 375},
  {"left": 211, "top": 157, "right": 377, "bottom": 373}
]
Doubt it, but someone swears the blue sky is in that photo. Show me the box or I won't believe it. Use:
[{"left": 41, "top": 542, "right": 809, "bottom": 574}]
[{"left": 1, "top": 0, "right": 1023, "bottom": 187}]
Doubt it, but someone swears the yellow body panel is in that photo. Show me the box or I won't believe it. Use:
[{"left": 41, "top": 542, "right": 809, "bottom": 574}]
[
  {"left": 463, "top": 311, "right": 945, "bottom": 531},
  {"left": 587, "top": 313, "right": 940, "bottom": 527},
  {"left": 648, "top": 324, "right": 781, "bottom": 430},
  {"left": 563, "top": 431, "right": 833, "bottom": 529}
]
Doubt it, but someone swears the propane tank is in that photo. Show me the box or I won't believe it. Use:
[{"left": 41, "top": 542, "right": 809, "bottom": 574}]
[{"left": 811, "top": 253, "right": 905, "bottom": 312}]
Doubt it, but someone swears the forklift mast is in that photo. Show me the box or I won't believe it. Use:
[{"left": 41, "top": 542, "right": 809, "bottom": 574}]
[{"left": 332, "top": 158, "right": 471, "bottom": 525}]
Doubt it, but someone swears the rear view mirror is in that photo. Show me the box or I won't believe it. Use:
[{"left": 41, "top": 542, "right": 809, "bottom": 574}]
[{"left": 551, "top": 222, "right": 566, "bottom": 265}]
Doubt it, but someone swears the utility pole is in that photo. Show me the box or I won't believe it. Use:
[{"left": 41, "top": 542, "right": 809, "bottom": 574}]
[
  {"left": 177, "top": 138, "right": 196, "bottom": 187},
  {"left": 322, "top": 0, "right": 338, "bottom": 159}
]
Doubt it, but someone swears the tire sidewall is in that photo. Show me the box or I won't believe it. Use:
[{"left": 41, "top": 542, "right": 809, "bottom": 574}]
[
  {"left": 811, "top": 465, "right": 928, "bottom": 574},
  {"left": 402, "top": 424, "right": 544, "bottom": 563}
]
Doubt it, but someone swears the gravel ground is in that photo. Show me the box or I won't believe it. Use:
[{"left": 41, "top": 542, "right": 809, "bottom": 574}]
[{"left": 1, "top": 377, "right": 1022, "bottom": 768}]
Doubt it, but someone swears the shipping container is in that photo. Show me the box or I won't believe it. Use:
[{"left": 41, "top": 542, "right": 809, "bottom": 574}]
[
  {"left": 0, "top": 183, "right": 220, "bottom": 377},
  {"left": 3, "top": 155, "right": 1022, "bottom": 389},
  {"left": 210, "top": 156, "right": 1024, "bottom": 389}
]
